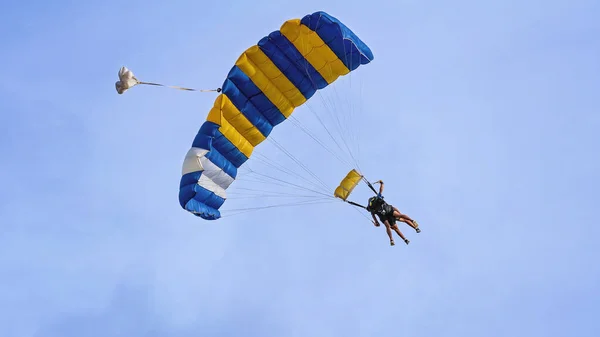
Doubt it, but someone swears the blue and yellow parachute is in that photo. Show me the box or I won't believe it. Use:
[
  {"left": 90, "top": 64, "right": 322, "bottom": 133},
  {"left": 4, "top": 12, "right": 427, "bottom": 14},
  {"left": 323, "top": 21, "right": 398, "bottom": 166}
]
[{"left": 178, "top": 11, "right": 373, "bottom": 220}]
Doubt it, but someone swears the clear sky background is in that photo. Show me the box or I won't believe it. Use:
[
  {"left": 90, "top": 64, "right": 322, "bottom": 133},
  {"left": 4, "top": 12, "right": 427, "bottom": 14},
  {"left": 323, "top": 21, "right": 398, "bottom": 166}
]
[{"left": 1, "top": 0, "right": 599, "bottom": 336}]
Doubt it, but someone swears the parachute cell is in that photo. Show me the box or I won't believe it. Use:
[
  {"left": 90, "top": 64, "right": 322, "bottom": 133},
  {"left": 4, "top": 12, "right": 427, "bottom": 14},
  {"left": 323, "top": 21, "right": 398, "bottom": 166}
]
[
  {"left": 179, "top": 11, "right": 373, "bottom": 220},
  {"left": 334, "top": 169, "right": 363, "bottom": 201}
]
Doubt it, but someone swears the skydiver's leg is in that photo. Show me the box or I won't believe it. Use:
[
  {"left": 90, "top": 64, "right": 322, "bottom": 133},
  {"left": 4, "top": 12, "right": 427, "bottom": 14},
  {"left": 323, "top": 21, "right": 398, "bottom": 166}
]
[
  {"left": 395, "top": 216, "right": 419, "bottom": 232},
  {"left": 399, "top": 218, "right": 415, "bottom": 229},
  {"left": 392, "top": 207, "right": 420, "bottom": 232},
  {"left": 383, "top": 220, "right": 395, "bottom": 246},
  {"left": 391, "top": 224, "right": 409, "bottom": 245},
  {"left": 392, "top": 207, "right": 414, "bottom": 222},
  {"left": 392, "top": 210, "right": 416, "bottom": 226}
]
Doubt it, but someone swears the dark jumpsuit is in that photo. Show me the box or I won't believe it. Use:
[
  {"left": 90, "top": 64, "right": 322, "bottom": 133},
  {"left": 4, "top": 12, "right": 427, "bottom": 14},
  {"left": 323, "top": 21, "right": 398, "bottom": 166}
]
[{"left": 366, "top": 194, "right": 396, "bottom": 226}]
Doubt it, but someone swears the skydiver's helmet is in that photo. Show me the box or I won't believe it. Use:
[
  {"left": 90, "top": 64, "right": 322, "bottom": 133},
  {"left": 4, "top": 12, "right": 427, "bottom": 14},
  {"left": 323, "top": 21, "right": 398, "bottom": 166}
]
[
  {"left": 367, "top": 196, "right": 384, "bottom": 212},
  {"left": 366, "top": 197, "right": 374, "bottom": 212}
]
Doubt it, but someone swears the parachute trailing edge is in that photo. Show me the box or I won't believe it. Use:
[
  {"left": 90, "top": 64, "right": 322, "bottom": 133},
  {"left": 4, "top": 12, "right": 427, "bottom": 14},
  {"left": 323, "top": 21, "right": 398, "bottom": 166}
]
[{"left": 179, "top": 11, "right": 374, "bottom": 220}]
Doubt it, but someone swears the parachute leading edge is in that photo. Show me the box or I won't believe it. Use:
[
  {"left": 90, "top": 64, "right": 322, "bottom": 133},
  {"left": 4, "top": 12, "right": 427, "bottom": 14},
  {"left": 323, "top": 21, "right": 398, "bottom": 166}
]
[
  {"left": 179, "top": 11, "right": 374, "bottom": 220},
  {"left": 334, "top": 169, "right": 363, "bottom": 201}
]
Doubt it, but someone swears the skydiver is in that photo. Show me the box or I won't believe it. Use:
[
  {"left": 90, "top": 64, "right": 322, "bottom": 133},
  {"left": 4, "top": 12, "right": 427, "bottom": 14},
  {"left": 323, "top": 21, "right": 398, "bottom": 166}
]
[{"left": 366, "top": 180, "right": 420, "bottom": 246}]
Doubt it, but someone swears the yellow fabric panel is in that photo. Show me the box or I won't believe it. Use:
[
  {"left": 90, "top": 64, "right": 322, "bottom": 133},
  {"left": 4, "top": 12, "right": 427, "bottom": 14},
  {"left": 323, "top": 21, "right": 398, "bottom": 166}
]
[
  {"left": 334, "top": 169, "right": 362, "bottom": 200},
  {"left": 220, "top": 94, "right": 266, "bottom": 146},
  {"left": 206, "top": 94, "right": 257, "bottom": 158},
  {"left": 280, "top": 19, "right": 350, "bottom": 84},
  {"left": 235, "top": 52, "right": 294, "bottom": 118},
  {"left": 205, "top": 95, "right": 222, "bottom": 125},
  {"left": 243, "top": 45, "right": 306, "bottom": 108}
]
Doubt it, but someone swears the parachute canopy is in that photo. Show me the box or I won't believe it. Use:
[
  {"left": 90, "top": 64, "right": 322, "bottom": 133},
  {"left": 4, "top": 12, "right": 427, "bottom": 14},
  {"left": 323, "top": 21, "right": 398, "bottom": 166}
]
[
  {"left": 334, "top": 169, "right": 363, "bottom": 201},
  {"left": 179, "top": 11, "right": 373, "bottom": 220}
]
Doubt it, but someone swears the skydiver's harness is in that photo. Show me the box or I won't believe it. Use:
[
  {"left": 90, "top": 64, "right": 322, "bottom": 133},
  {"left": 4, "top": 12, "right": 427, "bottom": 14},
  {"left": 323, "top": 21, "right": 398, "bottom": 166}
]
[
  {"left": 367, "top": 196, "right": 390, "bottom": 215},
  {"left": 343, "top": 178, "right": 395, "bottom": 219},
  {"left": 344, "top": 178, "right": 383, "bottom": 212}
]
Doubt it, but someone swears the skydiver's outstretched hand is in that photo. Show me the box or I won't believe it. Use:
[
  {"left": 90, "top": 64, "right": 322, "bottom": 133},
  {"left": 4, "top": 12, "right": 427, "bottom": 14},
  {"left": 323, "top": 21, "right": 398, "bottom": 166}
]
[{"left": 373, "top": 220, "right": 380, "bottom": 227}]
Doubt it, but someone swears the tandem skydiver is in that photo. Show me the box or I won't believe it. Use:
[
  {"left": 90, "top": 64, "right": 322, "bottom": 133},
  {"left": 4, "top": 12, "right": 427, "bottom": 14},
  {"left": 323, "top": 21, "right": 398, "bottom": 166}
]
[{"left": 366, "top": 180, "right": 420, "bottom": 246}]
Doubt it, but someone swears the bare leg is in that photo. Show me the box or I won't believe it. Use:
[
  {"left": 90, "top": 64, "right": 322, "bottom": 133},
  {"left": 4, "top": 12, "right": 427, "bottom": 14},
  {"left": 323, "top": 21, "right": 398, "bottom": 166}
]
[
  {"left": 391, "top": 224, "right": 409, "bottom": 244},
  {"left": 398, "top": 218, "right": 416, "bottom": 229},
  {"left": 392, "top": 207, "right": 414, "bottom": 221},
  {"left": 392, "top": 208, "right": 419, "bottom": 231},
  {"left": 393, "top": 210, "right": 416, "bottom": 227},
  {"left": 383, "top": 220, "right": 395, "bottom": 245}
]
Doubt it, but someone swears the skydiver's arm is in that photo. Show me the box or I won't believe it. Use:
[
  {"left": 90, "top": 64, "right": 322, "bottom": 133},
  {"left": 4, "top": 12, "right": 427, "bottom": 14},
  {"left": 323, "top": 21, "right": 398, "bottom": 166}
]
[
  {"left": 375, "top": 180, "right": 384, "bottom": 194},
  {"left": 371, "top": 213, "right": 380, "bottom": 227}
]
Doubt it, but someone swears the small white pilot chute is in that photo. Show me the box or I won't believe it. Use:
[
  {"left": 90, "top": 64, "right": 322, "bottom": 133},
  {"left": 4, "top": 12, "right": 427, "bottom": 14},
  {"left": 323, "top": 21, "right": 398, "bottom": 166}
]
[
  {"left": 115, "top": 66, "right": 221, "bottom": 95},
  {"left": 115, "top": 67, "right": 139, "bottom": 94}
]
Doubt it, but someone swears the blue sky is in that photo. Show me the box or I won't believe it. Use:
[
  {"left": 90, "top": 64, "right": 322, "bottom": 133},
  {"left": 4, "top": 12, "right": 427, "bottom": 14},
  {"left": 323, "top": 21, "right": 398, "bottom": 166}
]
[{"left": 1, "top": 0, "right": 599, "bottom": 336}]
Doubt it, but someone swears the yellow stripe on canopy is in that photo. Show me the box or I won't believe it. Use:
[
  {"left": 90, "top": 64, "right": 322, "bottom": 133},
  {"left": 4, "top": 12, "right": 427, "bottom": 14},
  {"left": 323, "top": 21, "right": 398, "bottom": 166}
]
[
  {"left": 242, "top": 45, "right": 307, "bottom": 109},
  {"left": 280, "top": 19, "right": 350, "bottom": 85},
  {"left": 236, "top": 48, "right": 302, "bottom": 119},
  {"left": 207, "top": 94, "right": 261, "bottom": 159}
]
